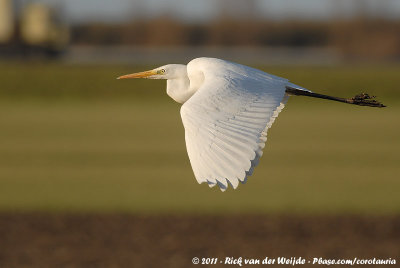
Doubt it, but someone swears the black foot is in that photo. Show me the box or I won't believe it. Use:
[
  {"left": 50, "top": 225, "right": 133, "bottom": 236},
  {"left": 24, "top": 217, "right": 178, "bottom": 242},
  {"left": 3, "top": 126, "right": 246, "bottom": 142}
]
[{"left": 348, "top": 93, "right": 386, "bottom": 108}]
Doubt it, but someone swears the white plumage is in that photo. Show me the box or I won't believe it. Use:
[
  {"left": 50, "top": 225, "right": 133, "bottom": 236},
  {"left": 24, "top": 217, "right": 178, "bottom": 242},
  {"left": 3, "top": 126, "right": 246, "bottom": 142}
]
[
  {"left": 181, "top": 58, "right": 293, "bottom": 191},
  {"left": 118, "top": 57, "right": 310, "bottom": 191}
]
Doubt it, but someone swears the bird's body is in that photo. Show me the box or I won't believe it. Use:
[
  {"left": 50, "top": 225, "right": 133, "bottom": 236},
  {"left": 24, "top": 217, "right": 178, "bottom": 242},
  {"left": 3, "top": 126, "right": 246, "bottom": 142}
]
[
  {"left": 180, "top": 58, "right": 302, "bottom": 191},
  {"left": 118, "top": 57, "right": 385, "bottom": 191}
]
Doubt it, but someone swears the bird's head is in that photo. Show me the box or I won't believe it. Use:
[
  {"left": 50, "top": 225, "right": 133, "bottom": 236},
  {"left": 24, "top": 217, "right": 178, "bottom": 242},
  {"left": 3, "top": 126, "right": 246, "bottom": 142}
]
[{"left": 117, "top": 64, "right": 186, "bottom": 80}]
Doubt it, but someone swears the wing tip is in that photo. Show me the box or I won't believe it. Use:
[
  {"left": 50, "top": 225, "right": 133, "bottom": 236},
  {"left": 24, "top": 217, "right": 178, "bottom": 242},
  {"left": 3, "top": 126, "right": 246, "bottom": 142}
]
[{"left": 201, "top": 177, "right": 245, "bottom": 192}]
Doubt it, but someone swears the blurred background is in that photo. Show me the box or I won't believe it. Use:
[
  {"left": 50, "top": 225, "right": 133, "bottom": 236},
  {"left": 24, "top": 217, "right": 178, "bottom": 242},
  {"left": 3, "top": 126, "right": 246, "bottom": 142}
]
[
  {"left": 2, "top": 0, "right": 400, "bottom": 63},
  {"left": 0, "top": 0, "right": 399, "bottom": 267}
]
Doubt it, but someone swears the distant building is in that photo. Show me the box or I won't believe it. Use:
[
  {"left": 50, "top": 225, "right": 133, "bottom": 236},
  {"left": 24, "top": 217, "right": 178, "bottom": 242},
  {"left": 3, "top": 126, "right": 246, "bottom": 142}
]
[
  {"left": 0, "top": 0, "right": 14, "bottom": 43},
  {"left": 0, "top": 0, "right": 69, "bottom": 57}
]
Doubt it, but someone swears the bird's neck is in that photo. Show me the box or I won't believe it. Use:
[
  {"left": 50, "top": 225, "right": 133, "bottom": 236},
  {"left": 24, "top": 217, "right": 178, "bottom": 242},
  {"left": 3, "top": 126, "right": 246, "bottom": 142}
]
[{"left": 166, "top": 77, "right": 193, "bottom": 104}]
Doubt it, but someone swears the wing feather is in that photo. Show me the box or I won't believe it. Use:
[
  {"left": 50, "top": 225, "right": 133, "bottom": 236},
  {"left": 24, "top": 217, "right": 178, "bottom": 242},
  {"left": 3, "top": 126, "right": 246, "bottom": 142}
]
[{"left": 180, "top": 58, "right": 290, "bottom": 191}]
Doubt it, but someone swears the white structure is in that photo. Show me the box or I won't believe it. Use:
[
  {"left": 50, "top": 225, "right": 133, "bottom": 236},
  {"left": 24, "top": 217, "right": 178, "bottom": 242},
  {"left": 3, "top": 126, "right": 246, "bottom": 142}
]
[{"left": 0, "top": 0, "right": 14, "bottom": 43}]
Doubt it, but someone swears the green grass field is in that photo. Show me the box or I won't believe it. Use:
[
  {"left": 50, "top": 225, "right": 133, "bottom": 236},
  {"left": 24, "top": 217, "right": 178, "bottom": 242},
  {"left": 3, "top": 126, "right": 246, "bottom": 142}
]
[{"left": 0, "top": 63, "right": 399, "bottom": 214}]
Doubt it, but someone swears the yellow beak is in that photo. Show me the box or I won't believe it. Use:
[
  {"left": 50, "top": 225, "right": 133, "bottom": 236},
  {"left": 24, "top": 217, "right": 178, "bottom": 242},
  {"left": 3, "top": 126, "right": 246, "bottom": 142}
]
[{"left": 117, "top": 70, "right": 157, "bottom": 79}]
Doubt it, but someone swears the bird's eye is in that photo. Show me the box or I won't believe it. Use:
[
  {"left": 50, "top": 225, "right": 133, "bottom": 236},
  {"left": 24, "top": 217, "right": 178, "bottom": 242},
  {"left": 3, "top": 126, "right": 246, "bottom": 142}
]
[{"left": 157, "top": 69, "right": 166, "bottom": 74}]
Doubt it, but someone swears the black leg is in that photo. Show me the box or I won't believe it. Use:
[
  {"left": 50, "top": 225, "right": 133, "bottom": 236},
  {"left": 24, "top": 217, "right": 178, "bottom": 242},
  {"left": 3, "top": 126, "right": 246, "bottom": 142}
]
[{"left": 285, "top": 86, "right": 386, "bottom": 108}]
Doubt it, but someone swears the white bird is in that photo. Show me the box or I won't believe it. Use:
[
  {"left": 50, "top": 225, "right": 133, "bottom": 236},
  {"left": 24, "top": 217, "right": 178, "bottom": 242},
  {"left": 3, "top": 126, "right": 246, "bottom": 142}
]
[{"left": 118, "top": 57, "right": 385, "bottom": 191}]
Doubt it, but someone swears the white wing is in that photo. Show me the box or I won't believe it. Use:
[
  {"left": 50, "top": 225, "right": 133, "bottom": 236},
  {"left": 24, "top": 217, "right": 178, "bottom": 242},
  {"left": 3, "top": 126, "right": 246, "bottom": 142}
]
[{"left": 180, "top": 58, "right": 292, "bottom": 191}]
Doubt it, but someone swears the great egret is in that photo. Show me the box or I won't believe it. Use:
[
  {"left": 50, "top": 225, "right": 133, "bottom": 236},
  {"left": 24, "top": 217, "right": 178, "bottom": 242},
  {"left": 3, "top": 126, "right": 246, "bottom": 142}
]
[{"left": 118, "top": 57, "right": 385, "bottom": 191}]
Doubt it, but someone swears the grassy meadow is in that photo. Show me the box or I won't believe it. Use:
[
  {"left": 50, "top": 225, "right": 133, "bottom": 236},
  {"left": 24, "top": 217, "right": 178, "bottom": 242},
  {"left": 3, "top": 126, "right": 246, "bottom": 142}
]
[{"left": 0, "top": 63, "right": 399, "bottom": 214}]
